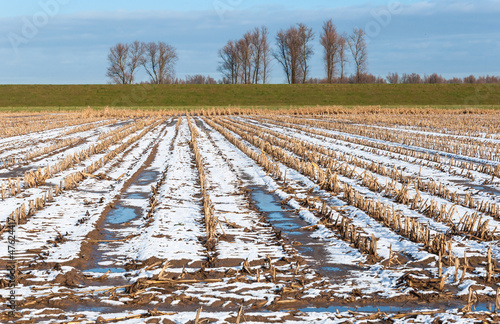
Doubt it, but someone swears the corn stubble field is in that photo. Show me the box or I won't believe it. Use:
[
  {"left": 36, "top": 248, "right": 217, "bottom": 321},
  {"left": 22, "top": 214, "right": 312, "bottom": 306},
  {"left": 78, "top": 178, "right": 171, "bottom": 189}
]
[{"left": 1, "top": 107, "right": 500, "bottom": 323}]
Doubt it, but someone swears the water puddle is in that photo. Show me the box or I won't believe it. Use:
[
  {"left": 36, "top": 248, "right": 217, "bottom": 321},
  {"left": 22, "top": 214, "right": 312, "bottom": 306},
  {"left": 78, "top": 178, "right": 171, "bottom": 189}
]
[
  {"left": 84, "top": 267, "right": 127, "bottom": 274},
  {"left": 134, "top": 170, "right": 159, "bottom": 186},
  {"left": 106, "top": 206, "right": 140, "bottom": 224},
  {"left": 450, "top": 179, "right": 500, "bottom": 197},
  {"left": 126, "top": 193, "right": 147, "bottom": 199},
  {"left": 470, "top": 185, "right": 500, "bottom": 196},
  {"left": 300, "top": 305, "right": 432, "bottom": 313},
  {"left": 252, "top": 191, "right": 283, "bottom": 212},
  {"left": 85, "top": 202, "right": 142, "bottom": 272},
  {"left": 249, "top": 186, "right": 355, "bottom": 278},
  {"left": 299, "top": 301, "right": 494, "bottom": 313},
  {"left": 81, "top": 168, "right": 159, "bottom": 273},
  {"left": 69, "top": 306, "right": 115, "bottom": 313},
  {"left": 267, "top": 212, "right": 303, "bottom": 230}
]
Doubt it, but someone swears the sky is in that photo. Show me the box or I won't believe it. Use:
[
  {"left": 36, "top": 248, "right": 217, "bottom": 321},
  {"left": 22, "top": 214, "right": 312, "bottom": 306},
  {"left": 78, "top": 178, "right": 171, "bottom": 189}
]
[{"left": 0, "top": 0, "right": 499, "bottom": 84}]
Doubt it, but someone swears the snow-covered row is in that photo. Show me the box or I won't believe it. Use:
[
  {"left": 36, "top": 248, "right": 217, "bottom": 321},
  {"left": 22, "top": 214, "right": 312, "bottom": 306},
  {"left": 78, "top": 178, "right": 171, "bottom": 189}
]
[
  {"left": 0, "top": 121, "right": 166, "bottom": 262},
  {"left": 231, "top": 118, "right": 500, "bottom": 259},
  {"left": 0, "top": 120, "right": 159, "bottom": 224},
  {"left": 238, "top": 117, "right": 500, "bottom": 234},
  {"left": 210, "top": 117, "right": 432, "bottom": 262},
  {"left": 118, "top": 118, "right": 207, "bottom": 263},
  {"left": 0, "top": 119, "right": 119, "bottom": 160},
  {"left": 250, "top": 117, "right": 497, "bottom": 189},
  {"left": 252, "top": 116, "right": 499, "bottom": 184},
  {"left": 193, "top": 119, "right": 288, "bottom": 262}
]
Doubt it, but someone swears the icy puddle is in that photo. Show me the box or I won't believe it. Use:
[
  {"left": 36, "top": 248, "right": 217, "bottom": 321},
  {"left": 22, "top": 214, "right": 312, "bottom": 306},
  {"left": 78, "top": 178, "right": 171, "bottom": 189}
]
[
  {"left": 125, "top": 193, "right": 146, "bottom": 199},
  {"left": 450, "top": 179, "right": 500, "bottom": 197},
  {"left": 467, "top": 184, "right": 500, "bottom": 197},
  {"left": 299, "top": 301, "right": 495, "bottom": 313},
  {"left": 300, "top": 305, "right": 433, "bottom": 313},
  {"left": 132, "top": 170, "right": 159, "bottom": 186},
  {"left": 81, "top": 169, "right": 160, "bottom": 273},
  {"left": 106, "top": 205, "right": 140, "bottom": 224},
  {"left": 84, "top": 267, "right": 127, "bottom": 274},
  {"left": 250, "top": 186, "right": 351, "bottom": 277}
]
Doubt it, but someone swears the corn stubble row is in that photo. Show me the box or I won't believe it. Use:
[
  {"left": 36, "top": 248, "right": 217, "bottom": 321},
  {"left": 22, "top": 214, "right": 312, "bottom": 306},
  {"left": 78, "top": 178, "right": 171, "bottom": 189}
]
[
  {"left": 203, "top": 116, "right": 381, "bottom": 259},
  {"left": 0, "top": 114, "right": 111, "bottom": 138},
  {"left": 1, "top": 119, "right": 163, "bottom": 231},
  {"left": 144, "top": 117, "right": 182, "bottom": 224},
  {"left": 204, "top": 115, "right": 500, "bottom": 286},
  {"left": 1, "top": 118, "right": 157, "bottom": 201},
  {"left": 210, "top": 116, "right": 498, "bottom": 268},
  {"left": 234, "top": 117, "right": 500, "bottom": 222},
  {"left": 226, "top": 117, "right": 497, "bottom": 238},
  {"left": 257, "top": 116, "right": 500, "bottom": 180},
  {"left": 212, "top": 117, "right": 464, "bottom": 253},
  {"left": 187, "top": 115, "right": 221, "bottom": 250}
]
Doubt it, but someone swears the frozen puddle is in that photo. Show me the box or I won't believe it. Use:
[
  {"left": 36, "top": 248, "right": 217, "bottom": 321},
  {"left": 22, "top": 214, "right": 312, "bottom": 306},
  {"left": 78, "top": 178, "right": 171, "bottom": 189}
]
[{"left": 249, "top": 186, "right": 352, "bottom": 278}]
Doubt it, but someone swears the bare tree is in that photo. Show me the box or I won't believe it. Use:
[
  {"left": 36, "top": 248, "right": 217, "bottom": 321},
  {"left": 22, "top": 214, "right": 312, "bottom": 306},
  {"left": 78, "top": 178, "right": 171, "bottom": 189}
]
[
  {"left": 260, "top": 27, "right": 272, "bottom": 84},
  {"left": 237, "top": 33, "right": 253, "bottom": 84},
  {"left": 401, "top": 73, "right": 422, "bottom": 84},
  {"left": 183, "top": 75, "right": 217, "bottom": 84},
  {"left": 297, "top": 23, "right": 314, "bottom": 83},
  {"left": 218, "top": 40, "right": 240, "bottom": 84},
  {"left": 484, "top": 75, "right": 500, "bottom": 83},
  {"left": 107, "top": 42, "right": 147, "bottom": 84},
  {"left": 447, "top": 77, "right": 463, "bottom": 84},
  {"left": 127, "top": 41, "right": 144, "bottom": 84},
  {"left": 274, "top": 23, "right": 314, "bottom": 84},
  {"left": 347, "top": 28, "right": 368, "bottom": 83},
  {"left": 106, "top": 43, "right": 131, "bottom": 84},
  {"left": 218, "top": 26, "right": 271, "bottom": 84},
  {"left": 141, "top": 41, "right": 178, "bottom": 84},
  {"left": 338, "top": 34, "right": 348, "bottom": 83},
  {"left": 274, "top": 29, "right": 293, "bottom": 84},
  {"left": 287, "top": 26, "right": 302, "bottom": 84},
  {"left": 424, "top": 73, "right": 446, "bottom": 84},
  {"left": 320, "top": 19, "right": 339, "bottom": 83},
  {"left": 386, "top": 72, "right": 399, "bottom": 84},
  {"left": 250, "top": 27, "right": 262, "bottom": 84},
  {"left": 246, "top": 26, "right": 272, "bottom": 84},
  {"left": 463, "top": 75, "right": 476, "bottom": 84}
]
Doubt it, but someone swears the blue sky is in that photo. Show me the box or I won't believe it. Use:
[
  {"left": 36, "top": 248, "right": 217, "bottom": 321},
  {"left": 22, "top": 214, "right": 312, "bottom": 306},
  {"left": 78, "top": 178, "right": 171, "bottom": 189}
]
[{"left": 0, "top": 0, "right": 499, "bottom": 84}]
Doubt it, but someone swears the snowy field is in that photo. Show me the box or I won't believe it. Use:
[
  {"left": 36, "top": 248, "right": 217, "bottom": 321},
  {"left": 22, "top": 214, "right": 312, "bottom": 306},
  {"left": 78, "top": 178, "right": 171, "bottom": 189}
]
[{"left": 1, "top": 109, "right": 500, "bottom": 323}]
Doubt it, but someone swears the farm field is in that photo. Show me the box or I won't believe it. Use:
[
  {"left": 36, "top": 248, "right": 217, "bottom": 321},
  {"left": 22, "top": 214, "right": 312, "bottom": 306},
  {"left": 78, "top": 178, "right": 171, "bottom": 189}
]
[{"left": 1, "top": 107, "right": 500, "bottom": 323}]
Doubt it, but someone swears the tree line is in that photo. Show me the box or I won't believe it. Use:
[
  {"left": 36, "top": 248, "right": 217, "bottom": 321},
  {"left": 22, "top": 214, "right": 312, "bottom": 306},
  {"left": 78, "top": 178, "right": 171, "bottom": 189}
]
[
  {"left": 384, "top": 73, "right": 500, "bottom": 84},
  {"left": 106, "top": 41, "right": 177, "bottom": 84},
  {"left": 306, "top": 73, "right": 500, "bottom": 84},
  {"left": 217, "top": 26, "right": 272, "bottom": 85},
  {"left": 106, "top": 20, "right": 500, "bottom": 85},
  {"left": 217, "top": 20, "right": 368, "bottom": 84}
]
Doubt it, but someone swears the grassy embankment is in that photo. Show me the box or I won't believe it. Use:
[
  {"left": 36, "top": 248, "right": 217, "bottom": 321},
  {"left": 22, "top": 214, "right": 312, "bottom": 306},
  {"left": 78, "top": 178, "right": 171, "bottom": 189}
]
[{"left": 0, "top": 84, "right": 499, "bottom": 112}]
